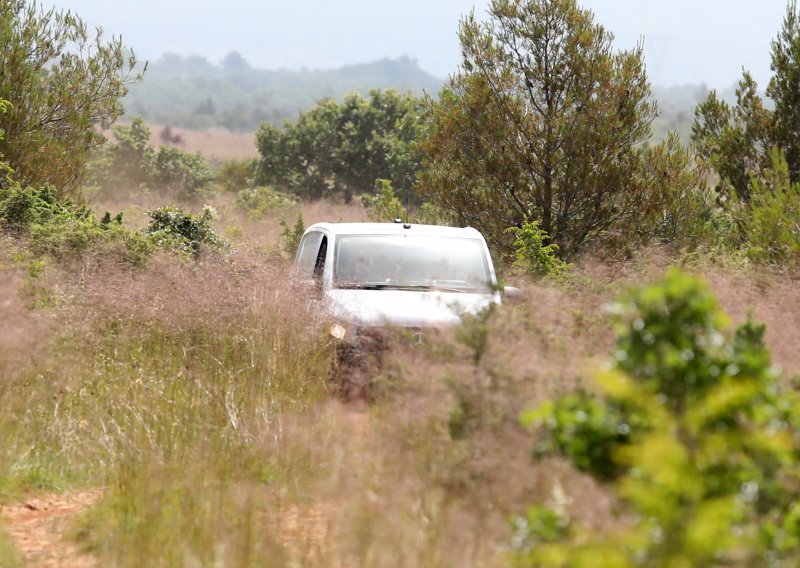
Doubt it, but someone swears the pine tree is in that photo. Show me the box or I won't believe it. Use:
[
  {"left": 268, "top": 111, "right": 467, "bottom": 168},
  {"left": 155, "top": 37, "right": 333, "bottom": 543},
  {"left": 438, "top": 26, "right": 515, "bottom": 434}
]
[
  {"left": 419, "top": 0, "right": 664, "bottom": 256},
  {"left": 768, "top": 0, "right": 800, "bottom": 181},
  {"left": 0, "top": 0, "right": 142, "bottom": 198}
]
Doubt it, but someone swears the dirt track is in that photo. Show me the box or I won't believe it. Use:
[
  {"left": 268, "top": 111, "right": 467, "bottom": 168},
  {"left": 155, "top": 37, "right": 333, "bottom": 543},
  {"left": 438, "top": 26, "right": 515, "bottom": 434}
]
[{"left": 1, "top": 490, "right": 102, "bottom": 567}]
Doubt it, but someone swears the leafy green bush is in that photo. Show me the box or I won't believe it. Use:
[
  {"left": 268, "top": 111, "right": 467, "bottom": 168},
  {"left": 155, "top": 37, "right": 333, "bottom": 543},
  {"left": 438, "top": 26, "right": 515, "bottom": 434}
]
[
  {"left": 361, "top": 180, "right": 456, "bottom": 226},
  {"left": 361, "top": 179, "right": 405, "bottom": 222},
  {"left": 236, "top": 185, "right": 296, "bottom": 218},
  {"left": 413, "top": 201, "right": 456, "bottom": 226},
  {"left": 0, "top": 184, "right": 78, "bottom": 228},
  {"left": 0, "top": 1, "right": 141, "bottom": 200},
  {"left": 256, "top": 89, "right": 427, "bottom": 201},
  {"left": 506, "top": 220, "right": 570, "bottom": 277},
  {"left": 0, "top": 184, "right": 154, "bottom": 262},
  {"left": 521, "top": 268, "right": 800, "bottom": 566},
  {"left": 278, "top": 213, "right": 304, "bottom": 258},
  {"left": 152, "top": 146, "right": 214, "bottom": 199},
  {"left": 217, "top": 158, "right": 259, "bottom": 193},
  {"left": 510, "top": 505, "right": 570, "bottom": 557},
  {"left": 90, "top": 118, "right": 213, "bottom": 199},
  {"left": 145, "top": 206, "right": 226, "bottom": 256},
  {"left": 741, "top": 148, "right": 800, "bottom": 263},
  {"left": 0, "top": 184, "right": 99, "bottom": 253},
  {"left": 527, "top": 391, "right": 630, "bottom": 481},
  {"left": 94, "top": 117, "right": 154, "bottom": 187}
]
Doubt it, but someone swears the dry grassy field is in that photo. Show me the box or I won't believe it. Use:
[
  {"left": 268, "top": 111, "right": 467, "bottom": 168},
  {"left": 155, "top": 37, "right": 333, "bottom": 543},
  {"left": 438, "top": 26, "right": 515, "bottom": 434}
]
[
  {"left": 1, "top": 172, "right": 799, "bottom": 565},
  {"left": 0, "top": 129, "right": 798, "bottom": 566}
]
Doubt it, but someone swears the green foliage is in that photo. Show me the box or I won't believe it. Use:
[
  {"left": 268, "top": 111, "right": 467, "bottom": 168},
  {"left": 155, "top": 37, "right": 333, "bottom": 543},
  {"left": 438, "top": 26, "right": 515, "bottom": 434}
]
[
  {"left": 361, "top": 180, "right": 456, "bottom": 226},
  {"left": 361, "top": 179, "right": 406, "bottom": 222},
  {"left": 768, "top": 0, "right": 800, "bottom": 182},
  {"left": 256, "top": 90, "right": 428, "bottom": 201},
  {"left": 145, "top": 206, "right": 226, "bottom": 256},
  {"left": 90, "top": 118, "right": 213, "bottom": 199},
  {"left": 510, "top": 505, "right": 570, "bottom": 557},
  {"left": 413, "top": 201, "right": 456, "bottom": 226},
  {"left": 636, "top": 132, "right": 715, "bottom": 246},
  {"left": 524, "top": 391, "right": 629, "bottom": 481},
  {"left": 419, "top": 0, "right": 698, "bottom": 257},
  {"left": 152, "top": 146, "right": 214, "bottom": 199},
  {"left": 0, "top": 184, "right": 72, "bottom": 228},
  {"left": 217, "top": 158, "right": 259, "bottom": 193},
  {"left": 0, "top": 99, "right": 12, "bottom": 188},
  {"left": 96, "top": 117, "right": 154, "bottom": 187},
  {"left": 236, "top": 186, "right": 296, "bottom": 218},
  {"left": 692, "top": 73, "right": 772, "bottom": 202},
  {"left": 691, "top": 40, "right": 800, "bottom": 263},
  {"left": 0, "top": 183, "right": 152, "bottom": 262},
  {"left": 456, "top": 307, "right": 494, "bottom": 366},
  {"left": 278, "top": 213, "right": 305, "bottom": 257},
  {"left": 0, "top": 0, "right": 142, "bottom": 199},
  {"left": 741, "top": 148, "right": 800, "bottom": 263},
  {"left": 692, "top": 2, "right": 800, "bottom": 201},
  {"left": 506, "top": 220, "right": 569, "bottom": 277},
  {"left": 521, "top": 269, "right": 800, "bottom": 565},
  {"left": 0, "top": 183, "right": 100, "bottom": 256}
]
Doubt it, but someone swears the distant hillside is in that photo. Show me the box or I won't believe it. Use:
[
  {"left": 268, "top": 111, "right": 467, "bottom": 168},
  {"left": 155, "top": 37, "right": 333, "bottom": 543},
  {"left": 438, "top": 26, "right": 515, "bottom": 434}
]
[
  {"left": 123, "top": 52, "right": 444, "bottom": 132},
  {"left": 124, "top": 52, "right": 745, "bottom": 144}
]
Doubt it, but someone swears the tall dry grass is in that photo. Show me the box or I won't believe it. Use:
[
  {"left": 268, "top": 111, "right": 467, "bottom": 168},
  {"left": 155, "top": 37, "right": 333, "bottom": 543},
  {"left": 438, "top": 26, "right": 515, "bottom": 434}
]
[{"left": 2, "top": 185, "right": 800, "bottom": 566}]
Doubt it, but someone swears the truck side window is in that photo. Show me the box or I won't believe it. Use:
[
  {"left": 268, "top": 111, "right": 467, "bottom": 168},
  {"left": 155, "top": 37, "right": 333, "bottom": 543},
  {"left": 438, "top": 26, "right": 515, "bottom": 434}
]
[
  {"left": 313, "top": 236, "right": 328, "bottom": 281},
  {"left": 295, "top": 232, "right": 323, "bottom": 279}
]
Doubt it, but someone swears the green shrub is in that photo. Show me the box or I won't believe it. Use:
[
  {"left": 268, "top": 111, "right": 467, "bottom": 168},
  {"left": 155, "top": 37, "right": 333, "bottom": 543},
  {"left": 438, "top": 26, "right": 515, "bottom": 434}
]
[
  {"left": 526, "top": 390, "right": 630, "bottom": 481},
  {"left": 146, "top": 205, "right": 226, "bottom": 256},
  {"left": 413, "top": 201, "right": 456, "bottom": 226},
  {"left": 0, "top": 184, "right": 157, "bottom": 263},
  {"left": 236, "top": 185, "right": 295, "bottom": 218},
  {"left": 510, "top": 505, "right": 570, "bottom": 557},
  {"left": 506, "top": 220, "right": 570, "bottom": 277},
  {"left": 152, "top": 146, "right": 214, "bottom": 199},
  {"left": 255, "top": 90, "right": 427, "bottom": 201},
  {"left": 94, "top": 117, "right": 155, "bottom": 188},
  {"left": 361, "top": 180, "right": 455, "bottom": 226},
  {"left": 0, "top": 184, "right": 98, "bottom": 252},
  {"left": 0, "top": 184, "right": 224, "bottom": 263},
  {"left": 455, "top": 306, "right": 494, "bottom": 366},
  {"left": 741, "top": 148, "right": 800, "bottom": 263},
  {"left": 278, "top": 213, "right": 304, "bottom": 258},
  {"left": 521, "top": 268, "right": 800, "bottom": 566},
  {"left": 361, "top": 179, "right": 405, "bottom": 222},
  {"left": 217, "top": 158, "right": 259, "bottom": 193},
  {"left": 90, "top": 118, "right": 214, "bottom": 199},
  {"left": 0, "top": 184, "right": 72, "bottom": 227}
]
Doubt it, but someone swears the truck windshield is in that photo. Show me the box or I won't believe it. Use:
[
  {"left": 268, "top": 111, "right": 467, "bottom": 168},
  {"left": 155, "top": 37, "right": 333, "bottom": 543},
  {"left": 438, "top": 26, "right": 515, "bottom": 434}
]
[{"left": 334, "top": 234, "right": 492, "bottom": 292}]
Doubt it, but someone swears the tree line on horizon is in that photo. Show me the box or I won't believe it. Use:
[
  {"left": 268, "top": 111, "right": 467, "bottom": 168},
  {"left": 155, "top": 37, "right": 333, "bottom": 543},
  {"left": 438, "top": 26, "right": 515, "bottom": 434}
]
[{"left": 121, "top": 49, "right": 723, "bottom": 140}]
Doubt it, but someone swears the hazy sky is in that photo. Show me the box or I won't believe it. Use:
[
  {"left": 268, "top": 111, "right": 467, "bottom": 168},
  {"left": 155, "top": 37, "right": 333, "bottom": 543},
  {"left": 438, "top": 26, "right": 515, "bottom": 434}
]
[{"left": 43, "top": 0, "right": 790, "bottom": 89}]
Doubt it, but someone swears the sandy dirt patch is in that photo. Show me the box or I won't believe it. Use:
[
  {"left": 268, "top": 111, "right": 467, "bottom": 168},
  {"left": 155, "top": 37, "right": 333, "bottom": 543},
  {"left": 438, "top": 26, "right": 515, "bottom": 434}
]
[{"left": 1, "top": 490, "right": 103, "bottom": 567}]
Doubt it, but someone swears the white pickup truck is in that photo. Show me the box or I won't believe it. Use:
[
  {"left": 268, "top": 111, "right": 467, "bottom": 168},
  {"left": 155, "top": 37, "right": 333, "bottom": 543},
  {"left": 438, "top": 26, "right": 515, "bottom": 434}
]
[{"left": 292, "top": 220, "right": 519, "bottom": 397}]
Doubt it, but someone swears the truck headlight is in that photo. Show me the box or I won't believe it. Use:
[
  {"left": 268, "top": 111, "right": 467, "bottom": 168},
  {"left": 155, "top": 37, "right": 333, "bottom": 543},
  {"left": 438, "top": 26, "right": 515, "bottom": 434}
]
[{"left": 329, "top": 323, "right": 348, "bottom": 340}]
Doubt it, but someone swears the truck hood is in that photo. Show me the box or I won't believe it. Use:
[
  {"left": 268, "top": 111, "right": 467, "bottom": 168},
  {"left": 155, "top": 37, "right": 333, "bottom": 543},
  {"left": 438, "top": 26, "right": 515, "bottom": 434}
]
[{"left": 326, "top": 288, "right": 499, "bottom": 328}]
